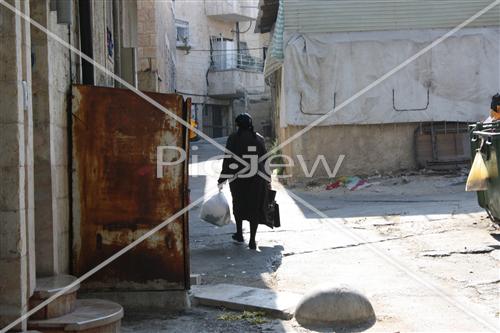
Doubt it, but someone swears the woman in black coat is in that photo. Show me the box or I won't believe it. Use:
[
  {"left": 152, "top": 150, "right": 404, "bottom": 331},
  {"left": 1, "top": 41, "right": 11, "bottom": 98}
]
[{"left": 218, "top": 113, "right": 270, "bottom": 250}]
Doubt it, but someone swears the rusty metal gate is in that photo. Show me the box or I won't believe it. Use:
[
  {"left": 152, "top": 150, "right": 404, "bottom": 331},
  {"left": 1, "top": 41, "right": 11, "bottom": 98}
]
[{"left": 71, "top": 85, "right": 190, "bottom": 291}]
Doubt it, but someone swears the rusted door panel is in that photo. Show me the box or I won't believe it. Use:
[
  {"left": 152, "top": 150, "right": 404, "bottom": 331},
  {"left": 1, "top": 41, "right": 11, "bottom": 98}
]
[
  {"left": 182, "top": 98, "right": 191, "bottom": 289},
  {"left": 72, "top": 85, "right": 189, "bottom": 291}
]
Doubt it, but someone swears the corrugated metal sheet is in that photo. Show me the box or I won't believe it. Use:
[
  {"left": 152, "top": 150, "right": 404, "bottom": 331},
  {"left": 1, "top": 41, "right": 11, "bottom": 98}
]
[{"left": 284, "top": 0, "right": 500, "bottom": 33}]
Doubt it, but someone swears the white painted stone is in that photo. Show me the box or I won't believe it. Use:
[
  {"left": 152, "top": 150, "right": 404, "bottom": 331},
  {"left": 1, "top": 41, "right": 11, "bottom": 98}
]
[
  {"left": 192, "top": 283, "right": 303, "bottom": 319},
  {"left": 28, "top": 299, "right": 123, "bottom": 332},
  {"left": 295, "top": 285, "right": 376, "bottom": 327},
  {"left": 190, "top": 273, "right": 202, "bottom": 285},
  {"left": 34, "top": 274, "right": 79, "bottom": 299}
]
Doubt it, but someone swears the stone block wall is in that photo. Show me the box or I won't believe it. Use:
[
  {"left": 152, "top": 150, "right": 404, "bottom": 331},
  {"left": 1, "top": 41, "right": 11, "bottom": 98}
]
[
  {"left": 175, "top": 0, "right": 235, "bottom": 103},
  {"left": 137, "top": 0, "right": 176, "bottom": 93},
  {"left": 0, "top": 0, "right": 36, "bottom": 329},
  {"left": 279, "top": 123, "right": 418, "bottom": 181},
  {"left": 30, "top": 0, "right": 74, "bottom": 276},
  {"left": 92, "top": 0, "right": 115, "bottom": 87}
]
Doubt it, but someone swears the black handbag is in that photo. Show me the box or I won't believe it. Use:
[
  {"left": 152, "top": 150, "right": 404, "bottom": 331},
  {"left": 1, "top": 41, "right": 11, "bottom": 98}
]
[
  {"left": 272, "top": 202, "right": 281, "bottom": 228},
  {"left": 266, "top": 190, "right": 281, "bottom": 228}
]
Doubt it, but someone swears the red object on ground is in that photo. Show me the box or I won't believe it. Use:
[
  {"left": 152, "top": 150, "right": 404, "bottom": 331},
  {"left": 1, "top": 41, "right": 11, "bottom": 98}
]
[{"left": 325, "top": 180, "right": 342, "bottom": 190}]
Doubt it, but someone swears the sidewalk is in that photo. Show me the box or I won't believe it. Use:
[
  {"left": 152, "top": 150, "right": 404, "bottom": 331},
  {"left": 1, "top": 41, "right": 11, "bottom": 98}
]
[
  {"left": 188, "top": 138, "right": 499, "bottom": 331},
  {"left": 123, "top": 138, "right": 499, "bottom": 332}
]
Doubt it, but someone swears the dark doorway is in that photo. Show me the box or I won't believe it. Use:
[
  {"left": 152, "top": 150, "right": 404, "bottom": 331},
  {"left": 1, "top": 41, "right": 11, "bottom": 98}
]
[
  {"left": 203, "top": 105, "right": 228, "bottom": 138},
  {"left": 212, "top": 105, "right": 224, "bottom": 138},
  {"left": 78, "top": 0, "right": 94, "bottom": 85}
]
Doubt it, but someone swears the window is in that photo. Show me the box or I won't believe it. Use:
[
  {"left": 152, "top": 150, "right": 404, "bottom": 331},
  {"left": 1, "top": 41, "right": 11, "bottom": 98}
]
[
  {"left": 176, "top": 19, "right": 190, "bottom": 49},
  {"left": 210, "top": 36, "right": 236, "bottom": 70}
]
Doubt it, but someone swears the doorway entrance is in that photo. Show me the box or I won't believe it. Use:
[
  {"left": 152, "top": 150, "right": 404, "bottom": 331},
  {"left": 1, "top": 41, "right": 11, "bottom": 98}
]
[{"left": 203, "top": 104, "right": 229, "bottom": 138}]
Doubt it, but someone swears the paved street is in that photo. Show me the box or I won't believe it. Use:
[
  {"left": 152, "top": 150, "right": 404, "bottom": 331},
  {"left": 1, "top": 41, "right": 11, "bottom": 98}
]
[
  {"left": 187, "top": 138, "right": 500, "bottom": 332},
  {"left": 123, "top": 138, "right": 499, "bottom": 332}
]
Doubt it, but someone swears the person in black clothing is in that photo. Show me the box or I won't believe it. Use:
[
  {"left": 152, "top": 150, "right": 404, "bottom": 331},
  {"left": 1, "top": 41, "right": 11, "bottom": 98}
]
[{"left": 218, "top": 113, "right": 270, "bottom": 250}]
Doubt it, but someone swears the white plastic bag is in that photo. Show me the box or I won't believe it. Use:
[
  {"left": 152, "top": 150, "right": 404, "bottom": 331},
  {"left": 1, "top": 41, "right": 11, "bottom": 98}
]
[{"left": 200, "top": 191, "right": 231, "bottom": 226}]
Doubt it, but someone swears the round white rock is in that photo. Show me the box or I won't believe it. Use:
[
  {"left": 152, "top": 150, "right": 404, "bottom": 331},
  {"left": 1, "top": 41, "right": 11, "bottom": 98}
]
[{"left": 295, "top": 285, "right": 375, "bottom": 327}]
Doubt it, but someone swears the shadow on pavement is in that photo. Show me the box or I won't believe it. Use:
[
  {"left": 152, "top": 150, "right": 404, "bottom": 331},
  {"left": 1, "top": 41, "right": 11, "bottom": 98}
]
[{"left": 187, "top": 137, "right": 292, "bottom": 331}]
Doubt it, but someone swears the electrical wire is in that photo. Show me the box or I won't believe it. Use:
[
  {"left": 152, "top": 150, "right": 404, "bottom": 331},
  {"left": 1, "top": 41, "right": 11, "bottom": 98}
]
[
  {"left": 239, "top": 21, "right": 253, "bottom": 34},
  {"left": 175, "top": 90, "right": 209, "bottom": 97},
  {"left": 186, "top": 47, "right": 265, "bottom": 52},
  {"left": 176, "top": 88, "right": 268, "bottom": 98}
]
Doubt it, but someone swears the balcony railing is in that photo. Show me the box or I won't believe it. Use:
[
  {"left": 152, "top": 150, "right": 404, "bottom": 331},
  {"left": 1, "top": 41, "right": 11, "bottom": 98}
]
[{"left": 210, "top": 50, "right": 264, "bottom": 72}]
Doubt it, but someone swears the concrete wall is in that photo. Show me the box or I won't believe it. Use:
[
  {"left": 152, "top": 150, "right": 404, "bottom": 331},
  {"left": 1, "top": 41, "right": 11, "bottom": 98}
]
[
  {"left": 90, "top": 0, "right": 115, "bottom": 87},
  {"left": 0, "top": 0, "right": 36, "bottom": 329},
  {"left": 247, "top": 95, "right": 273, "bottom": 136},
  {"left": 137, "top": 0, "right": 176, "bottom": 93},
  {"left": 278, "top": 124, "right": 418, "bottom": 181},
  {"left": 30, "top": 0, "right": 76, "bottom": 276},
  {"left": 232, "top": 92, "right": 273, "bottom": 136},
  {"left": 207, "top": 69, "right": 263, "bottom": 97}
]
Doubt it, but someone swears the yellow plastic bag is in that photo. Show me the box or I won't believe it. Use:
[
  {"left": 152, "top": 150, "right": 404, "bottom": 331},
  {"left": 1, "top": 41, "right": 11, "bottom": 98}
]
[{"left": 466, "top": 151, "right": 489, "bottom": 191}]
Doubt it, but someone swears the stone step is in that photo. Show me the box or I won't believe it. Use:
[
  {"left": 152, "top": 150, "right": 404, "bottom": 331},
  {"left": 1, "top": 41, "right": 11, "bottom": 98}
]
[
  {"left": 28, "top": 299, "right": 123, "bottom": 333},
  {"left": 30, "top": 275, "right": 80, "bottom": 320},
  {"left": 191, "top": 284, "right": 303, "bottom": 319},
  {"left": 190, "top": 273, "right": 202, "bottom": 286}
]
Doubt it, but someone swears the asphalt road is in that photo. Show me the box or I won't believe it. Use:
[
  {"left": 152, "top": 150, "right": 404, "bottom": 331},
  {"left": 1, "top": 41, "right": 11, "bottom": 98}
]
[{"left": 124, "top": 137, "right": 500, "bottom": 332}]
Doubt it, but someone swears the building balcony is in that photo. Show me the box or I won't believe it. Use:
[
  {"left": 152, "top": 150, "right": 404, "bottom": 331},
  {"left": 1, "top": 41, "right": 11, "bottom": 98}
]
[
  {"left": 205, "top": 0, "right": 258, "bottom": 22},
  {"left": 207, "top": 51, "right": 265, "bottom": 98},
  {"left": 207, "top": 69, "right": 264, "bottom": 98}
]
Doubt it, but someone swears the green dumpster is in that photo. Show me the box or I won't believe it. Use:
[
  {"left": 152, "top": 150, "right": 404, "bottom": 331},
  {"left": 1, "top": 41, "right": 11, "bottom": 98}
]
[{"left": 470, "top": 122, "right": 500, "bottom": 223}]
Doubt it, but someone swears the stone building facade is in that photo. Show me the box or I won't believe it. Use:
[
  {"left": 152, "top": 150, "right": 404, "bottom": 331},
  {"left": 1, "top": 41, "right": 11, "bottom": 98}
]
[
  {"left": 175, "top": 0, "right": 272, "bottom": 138},
  {"left": 0, "top": 0, "right": 178, "bottom": 330},
  {"left": 0, "top": 0, "right": 36, "bottom": 328},
  {"left": 137, "top": 0, "right": 176, "bottom": 93}
]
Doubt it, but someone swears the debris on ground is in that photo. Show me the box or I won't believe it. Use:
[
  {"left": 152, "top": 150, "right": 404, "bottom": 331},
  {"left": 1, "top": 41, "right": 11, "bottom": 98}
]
[
  {"left": 218, "top": 311, "right": 267, "bottom": 325},
  {"left": 325, "top": 176, "right": 371, "bottom": 191}
]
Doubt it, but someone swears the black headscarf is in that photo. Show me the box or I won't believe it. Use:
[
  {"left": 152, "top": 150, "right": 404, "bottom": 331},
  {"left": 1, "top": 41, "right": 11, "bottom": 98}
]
[{"left": 235, "top": 113, "right": 254, "bottom": 133}]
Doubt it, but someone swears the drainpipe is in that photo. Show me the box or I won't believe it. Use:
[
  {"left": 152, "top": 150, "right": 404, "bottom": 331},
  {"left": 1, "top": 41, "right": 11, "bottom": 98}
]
[{"left": 235, "top": 22, "right": 240, "bottom": 68}]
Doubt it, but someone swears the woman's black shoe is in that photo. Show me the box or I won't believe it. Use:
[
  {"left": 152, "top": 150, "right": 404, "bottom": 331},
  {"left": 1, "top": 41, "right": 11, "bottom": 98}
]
[
  {"left": 232, "top": 233, "right": 244, "bottom": 243},
  {"left": 248, "top": 241, "right": 257, "bottom": 250}
]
